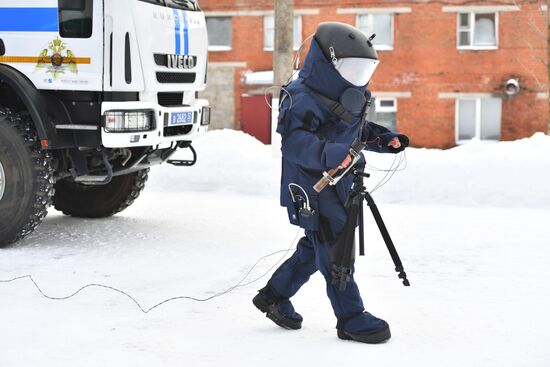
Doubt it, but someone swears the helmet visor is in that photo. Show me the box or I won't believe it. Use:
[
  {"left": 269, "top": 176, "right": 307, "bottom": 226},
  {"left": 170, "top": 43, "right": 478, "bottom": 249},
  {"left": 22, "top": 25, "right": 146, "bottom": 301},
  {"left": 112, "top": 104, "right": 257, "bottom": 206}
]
[{"left": 334, "top": 57, "right": 380, "bottom": 87}]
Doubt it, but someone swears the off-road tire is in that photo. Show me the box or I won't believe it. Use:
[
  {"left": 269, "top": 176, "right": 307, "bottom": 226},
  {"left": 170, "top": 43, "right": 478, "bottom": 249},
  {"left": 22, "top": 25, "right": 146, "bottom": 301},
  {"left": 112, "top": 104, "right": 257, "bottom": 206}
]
[
  {"left": 0, "top": 109, "right": 54, "bottom": 247},
  {"left": 53, "top": 169, "right": 149, "bottom": 218}
]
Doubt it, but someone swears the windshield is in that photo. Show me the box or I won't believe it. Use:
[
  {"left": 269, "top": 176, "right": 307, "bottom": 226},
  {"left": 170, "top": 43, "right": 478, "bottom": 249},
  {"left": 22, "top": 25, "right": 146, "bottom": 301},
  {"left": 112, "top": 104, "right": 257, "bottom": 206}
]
[{"left": 138, "top": 0, "right": 200, "bottom": 11}]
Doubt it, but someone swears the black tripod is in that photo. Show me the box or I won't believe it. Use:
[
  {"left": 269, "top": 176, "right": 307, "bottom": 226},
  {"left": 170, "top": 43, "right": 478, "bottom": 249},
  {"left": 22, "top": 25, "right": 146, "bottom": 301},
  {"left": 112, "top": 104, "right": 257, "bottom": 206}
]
[{"left": 331, "top": 169, "right": 410, "bottom": 291}]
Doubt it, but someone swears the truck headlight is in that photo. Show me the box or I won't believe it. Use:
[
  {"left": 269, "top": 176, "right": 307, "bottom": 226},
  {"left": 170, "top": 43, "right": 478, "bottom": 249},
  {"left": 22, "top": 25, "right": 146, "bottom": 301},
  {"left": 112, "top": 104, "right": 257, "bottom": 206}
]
[
  {"left": 103, "top": 110, "right": 154, "bottom": 132},
  {"left": 201, "top": 106, "right": 211, "bottom": 126}
]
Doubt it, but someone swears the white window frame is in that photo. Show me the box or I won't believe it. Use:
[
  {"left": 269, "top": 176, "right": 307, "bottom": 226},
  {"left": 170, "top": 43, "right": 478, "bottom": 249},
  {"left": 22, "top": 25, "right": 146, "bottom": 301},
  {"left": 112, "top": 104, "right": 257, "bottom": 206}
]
[
  {"left": 208, "top": 45, "right": 232, "bottom": 52},
  {"left": 375, "top": 97, "right": 397, "bottom": 113},
  {"left": 456, "top": 12, "right": 499, "bottom": 50},
  {"left": 206, "top": 16, "right": 233, "bottom": 51},
  {"left": 368, "top": 97, "right": 398, "bottom": 131},
  {"left": 356, "top": 13, "right": 394, "bottom": 51},
  {"left": 263, "top": 15, "right": 302, "bottom": 52},
  {"left": 455, "top": 98, "right": 501, "bottom": 143}
]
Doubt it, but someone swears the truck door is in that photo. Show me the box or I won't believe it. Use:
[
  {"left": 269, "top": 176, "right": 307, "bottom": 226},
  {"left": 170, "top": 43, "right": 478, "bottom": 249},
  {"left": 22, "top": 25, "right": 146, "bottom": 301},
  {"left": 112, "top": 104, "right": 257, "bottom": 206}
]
[
  {"left": 53, "top": 0, "right": 104, "bottom": 91},
  {"left": 0, "top": 0, "right": 103, "bottom": 91}
]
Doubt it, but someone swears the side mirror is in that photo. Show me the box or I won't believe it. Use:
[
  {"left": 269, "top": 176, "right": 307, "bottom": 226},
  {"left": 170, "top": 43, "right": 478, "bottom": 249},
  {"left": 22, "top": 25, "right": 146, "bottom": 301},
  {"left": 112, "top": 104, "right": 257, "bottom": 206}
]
[{"left": 59, "top": 0, "right": 86, "bottom": 11}]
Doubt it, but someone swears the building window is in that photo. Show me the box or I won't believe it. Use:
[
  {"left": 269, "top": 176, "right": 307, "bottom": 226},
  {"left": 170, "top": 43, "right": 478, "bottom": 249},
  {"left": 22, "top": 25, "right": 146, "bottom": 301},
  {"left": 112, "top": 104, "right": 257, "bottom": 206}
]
[
  {"left": 367, "top": 97, "right": 397, "bottom": 131},
  {"left": 58, "top": 0, "right": 93, "bottom": 38},
  {"left": 457, "top": 12, "right": 498, "bottom": 49},
  {"left": 206, "top": 17, "right": 232, "bottom": 51},
  {"left": 263, "top": 15, "right": 302, "bottom": 51},
  {"left": 357, "top": 13, "right": 394, "bottom": 50},
  {"left": 456, "top": 98, "right": 501, "bottom": 142}
]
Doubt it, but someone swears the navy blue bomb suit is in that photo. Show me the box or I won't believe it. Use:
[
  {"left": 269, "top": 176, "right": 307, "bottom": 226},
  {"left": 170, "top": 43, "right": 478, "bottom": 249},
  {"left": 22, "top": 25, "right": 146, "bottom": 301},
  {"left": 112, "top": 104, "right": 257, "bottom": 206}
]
[{"left": 267, "top": 38, "right": 407, "bottom": 331}]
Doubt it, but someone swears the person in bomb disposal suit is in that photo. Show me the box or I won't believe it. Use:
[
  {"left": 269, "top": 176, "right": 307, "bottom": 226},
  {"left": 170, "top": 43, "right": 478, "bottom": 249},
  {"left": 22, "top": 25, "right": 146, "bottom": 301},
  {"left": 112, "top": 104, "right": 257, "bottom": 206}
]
[{"left": 253, "top": 22, "right": 409, "bottom": 344}]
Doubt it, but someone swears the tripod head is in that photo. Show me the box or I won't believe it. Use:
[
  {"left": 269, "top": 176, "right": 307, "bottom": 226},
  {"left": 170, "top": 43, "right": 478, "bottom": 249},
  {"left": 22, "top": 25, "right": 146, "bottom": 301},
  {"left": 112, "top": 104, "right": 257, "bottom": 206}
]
[
  {"left": 346, "top": 169, "right": 370, "bottom": 198},
  {"left": 352, "top": 169, "right": 370, "bottom": 179},
  {"left": 355, "top": 171, "right": 370, "bottom": 177}
]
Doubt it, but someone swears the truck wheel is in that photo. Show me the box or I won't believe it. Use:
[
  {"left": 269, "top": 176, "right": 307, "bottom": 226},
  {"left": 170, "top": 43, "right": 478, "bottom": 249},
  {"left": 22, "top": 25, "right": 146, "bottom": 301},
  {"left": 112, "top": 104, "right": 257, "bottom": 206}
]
[
  {"left": 0, "top": 109, "right": 54, "bottom": 247},
  {"left": 53, "top": 169, "right": 149, "bottom": 218}
]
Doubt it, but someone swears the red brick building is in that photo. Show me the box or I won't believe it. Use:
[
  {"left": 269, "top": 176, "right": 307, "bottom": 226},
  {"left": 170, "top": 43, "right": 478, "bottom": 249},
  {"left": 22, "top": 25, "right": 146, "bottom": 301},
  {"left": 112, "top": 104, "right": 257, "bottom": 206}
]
[{"left": 199, "top": 0, "right": 548, "bottom": 148}]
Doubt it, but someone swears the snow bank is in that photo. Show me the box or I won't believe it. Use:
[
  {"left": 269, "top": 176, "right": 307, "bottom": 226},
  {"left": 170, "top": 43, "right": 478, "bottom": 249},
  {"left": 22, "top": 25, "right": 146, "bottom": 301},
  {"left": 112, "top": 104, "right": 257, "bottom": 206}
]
[
  {"left": 366, "top": 132, "right": 550, "bottom": 208},
  {"left": 148, "top": 129, "right": 279, "bottom": 197},
  {"left": 149, "top": 130, "right": 550, "bottom": 208}
]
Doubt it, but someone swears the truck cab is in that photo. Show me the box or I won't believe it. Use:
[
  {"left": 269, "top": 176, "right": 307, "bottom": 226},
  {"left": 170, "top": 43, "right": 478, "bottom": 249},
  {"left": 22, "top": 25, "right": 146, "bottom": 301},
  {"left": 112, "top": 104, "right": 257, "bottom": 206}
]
[{"left": 0, "top": 0, "right": 211, "bottom": 245}]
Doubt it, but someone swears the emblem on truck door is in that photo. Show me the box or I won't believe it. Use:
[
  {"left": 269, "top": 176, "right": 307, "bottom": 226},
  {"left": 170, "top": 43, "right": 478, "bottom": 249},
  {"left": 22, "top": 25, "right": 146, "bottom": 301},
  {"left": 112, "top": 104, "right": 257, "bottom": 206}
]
[
  {"left": 0, "top": 37, "right": 91, "bottom": 80},
  {"left": 35, "top": 37, "right": 90, "bottom": 79}
]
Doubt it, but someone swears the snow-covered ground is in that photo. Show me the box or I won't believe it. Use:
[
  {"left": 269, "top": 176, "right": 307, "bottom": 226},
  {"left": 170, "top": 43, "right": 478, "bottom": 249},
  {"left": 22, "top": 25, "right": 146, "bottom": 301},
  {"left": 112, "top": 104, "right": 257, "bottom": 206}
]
[{"left": 1, "top": 130, "right": 549, "bottom": 367}]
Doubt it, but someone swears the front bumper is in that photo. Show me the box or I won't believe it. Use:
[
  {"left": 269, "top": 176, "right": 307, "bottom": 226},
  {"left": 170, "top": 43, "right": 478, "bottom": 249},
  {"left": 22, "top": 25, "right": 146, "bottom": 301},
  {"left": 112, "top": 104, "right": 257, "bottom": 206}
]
[{"left": 100, "top": 99, "right": 209, "bottom": 148}]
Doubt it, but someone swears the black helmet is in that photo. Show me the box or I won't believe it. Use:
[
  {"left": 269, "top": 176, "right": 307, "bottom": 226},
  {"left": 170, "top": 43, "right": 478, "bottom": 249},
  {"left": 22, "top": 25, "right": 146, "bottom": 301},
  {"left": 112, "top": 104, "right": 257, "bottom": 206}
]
[
  {"left": 314, "top": 22, "right": 379, "bottom": 87},
  {"left": 314, "top": 22, "right": 378, "bottom": 63}
]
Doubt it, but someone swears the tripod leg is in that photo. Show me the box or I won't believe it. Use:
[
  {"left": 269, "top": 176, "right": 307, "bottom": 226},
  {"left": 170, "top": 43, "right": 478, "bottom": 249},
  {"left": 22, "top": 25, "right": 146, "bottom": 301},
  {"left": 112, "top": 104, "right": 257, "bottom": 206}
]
[
  {"left": 358, "top": 201, "right": 365, "bottom": 256},
  {"left": 364, "top": 192, "right": 410, "bottom": 286}
]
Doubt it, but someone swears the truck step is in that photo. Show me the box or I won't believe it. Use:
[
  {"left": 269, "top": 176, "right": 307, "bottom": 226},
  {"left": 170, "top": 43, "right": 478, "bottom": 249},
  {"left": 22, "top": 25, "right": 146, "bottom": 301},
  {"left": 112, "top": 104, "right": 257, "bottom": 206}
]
[
  {"left": 167, "top": 159, "right": 195, "bottom": 167},
  {"left": 167, "top": 144, "right": 197, "bottom": 167}
]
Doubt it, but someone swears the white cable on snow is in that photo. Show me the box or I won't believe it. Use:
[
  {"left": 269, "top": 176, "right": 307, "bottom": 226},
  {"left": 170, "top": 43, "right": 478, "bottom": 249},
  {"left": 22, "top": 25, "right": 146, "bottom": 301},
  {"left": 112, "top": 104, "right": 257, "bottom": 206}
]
[{"left": 0, "top": 228, "right": 302, "bottom": 314}]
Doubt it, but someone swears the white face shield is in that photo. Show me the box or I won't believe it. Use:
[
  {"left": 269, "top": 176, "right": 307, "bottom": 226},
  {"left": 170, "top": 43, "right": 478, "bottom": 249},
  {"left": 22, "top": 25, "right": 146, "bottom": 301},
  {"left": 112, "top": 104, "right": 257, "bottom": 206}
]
[{"left": 334, "top": 57, "right": 380, "bottom": 87}]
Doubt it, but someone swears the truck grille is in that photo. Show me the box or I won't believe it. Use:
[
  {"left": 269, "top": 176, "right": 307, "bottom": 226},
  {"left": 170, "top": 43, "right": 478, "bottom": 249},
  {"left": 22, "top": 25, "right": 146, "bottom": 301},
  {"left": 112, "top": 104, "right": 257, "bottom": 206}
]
[
  {"left": 153, "top": 54, "right": 165, "bottom": 66},
  {"left": 158, "top": 92, "right": 183, "bottom": 107},
  {"left": 156, "top": 72, "right": 196, "bottom": 84}
]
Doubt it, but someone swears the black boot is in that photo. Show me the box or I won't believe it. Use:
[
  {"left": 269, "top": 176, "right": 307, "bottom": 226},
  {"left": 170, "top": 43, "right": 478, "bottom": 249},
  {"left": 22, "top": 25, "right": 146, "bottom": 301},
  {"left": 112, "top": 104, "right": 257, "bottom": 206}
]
[
  {"left": 336, "top": 311, "right": 391, "bottom": 344},
  {"left": 253, "top": 285, "right": 303, "bottom": 330}
]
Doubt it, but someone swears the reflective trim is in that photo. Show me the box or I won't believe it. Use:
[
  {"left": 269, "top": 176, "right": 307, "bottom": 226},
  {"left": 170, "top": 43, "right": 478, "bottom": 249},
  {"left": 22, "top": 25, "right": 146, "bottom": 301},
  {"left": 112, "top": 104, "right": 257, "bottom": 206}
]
[
  {"left": 0, "top": 56, "right": 91, "bottom": 64},
  {"left": 180, "top": 10, "right": 189, "bottom": 55},
  {"left": 0, "top": 160, "right": 6, "bottom": 201},
  {"left": 173, "top": 8, "right": 181, "bottom": 54}
]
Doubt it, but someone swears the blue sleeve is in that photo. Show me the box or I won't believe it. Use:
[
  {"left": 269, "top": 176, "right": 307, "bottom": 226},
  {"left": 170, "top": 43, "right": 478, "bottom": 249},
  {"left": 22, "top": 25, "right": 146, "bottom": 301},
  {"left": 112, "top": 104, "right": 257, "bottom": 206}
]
[
  {"left": 281, "top": 129, "right": 350, "bottom": 171},
  {"left": 362, "top": 121, "right": 409, "bottom": 153}
]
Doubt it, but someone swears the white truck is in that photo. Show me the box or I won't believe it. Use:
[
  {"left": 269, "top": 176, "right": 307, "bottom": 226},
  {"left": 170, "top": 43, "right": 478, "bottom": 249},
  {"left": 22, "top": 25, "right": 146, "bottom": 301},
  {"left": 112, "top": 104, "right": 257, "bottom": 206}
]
[{"left": 0, "top": 0, "right": 210, "bottom": 246}]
